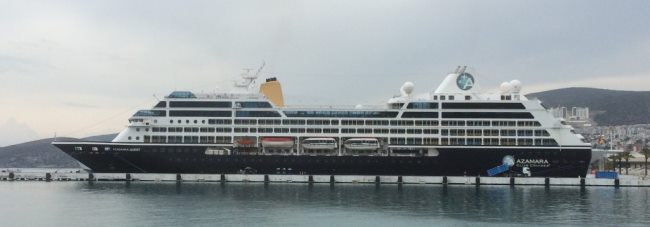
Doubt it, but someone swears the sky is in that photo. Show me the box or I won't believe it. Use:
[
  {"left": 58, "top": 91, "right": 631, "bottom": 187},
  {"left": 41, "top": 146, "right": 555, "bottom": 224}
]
[{"left": 1, "top": 0, "right": 649, "bottom": 146}]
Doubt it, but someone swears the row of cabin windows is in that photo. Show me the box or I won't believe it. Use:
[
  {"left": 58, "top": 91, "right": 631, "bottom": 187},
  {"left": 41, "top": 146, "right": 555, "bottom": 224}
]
[
  {"left": 154, "top": 101, "right": 272, "bottom": 109},
  {"left": 144, "top": 135, "right": 557, "bottom": 146},
  {"left": 165, "top": 117, "right": 539, "bottom": 127},
  {"left": 389, "top": 137, "right": 558, "bottom": 146},
  {"left": 440, "top": 129, "right": 550, "bottom": 137},
  {"left": 148, "top": 136, "right": 232, "bottom": 144},
  {"left": 147, "top": 127, "right": 550, "bottom": 137},
  {"left": 442, "top": 112, "right": 534, "bottom": 119},
  {"left": 283, "top": 111, "right": 399, "bottom": 118},
  {"left": 148, "top": 126, "right": 550, "bottom": 137},
  {"left": 171, "top": 118, "right": 541, "bottom": 128}
]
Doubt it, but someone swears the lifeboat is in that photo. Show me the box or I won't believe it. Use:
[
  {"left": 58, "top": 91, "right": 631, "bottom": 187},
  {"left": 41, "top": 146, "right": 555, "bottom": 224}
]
[
  {"left": 344, "top": 138, "right": 380, "bottom": 150},
  {"left": 261, "top": 137, "right": 294, "bottom": 148},
  {"left": 235, "top": 137, "right": 256, "bottom": 146},
  {"left": 302, "top": 138, "right": 337, "bottom": 150}
]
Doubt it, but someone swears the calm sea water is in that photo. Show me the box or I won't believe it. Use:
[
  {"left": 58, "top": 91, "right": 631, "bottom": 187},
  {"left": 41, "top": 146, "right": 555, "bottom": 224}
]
[{"left": 0, "top": 182, "right": 648, "bottom": 227}]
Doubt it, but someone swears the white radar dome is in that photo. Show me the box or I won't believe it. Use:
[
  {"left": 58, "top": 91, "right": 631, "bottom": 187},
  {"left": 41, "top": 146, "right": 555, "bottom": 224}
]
[
  {"left": 354, "top": 104, "right": 364, "bottom": 109},
  {"left": 510, "top": 80, "right": 522, "bottom": 93},
  {"left": 400, "top": 81, "right": 415, "bottom": 96},
  {"left": 499, "top": 81, "right": 512, "bottom": 93}
]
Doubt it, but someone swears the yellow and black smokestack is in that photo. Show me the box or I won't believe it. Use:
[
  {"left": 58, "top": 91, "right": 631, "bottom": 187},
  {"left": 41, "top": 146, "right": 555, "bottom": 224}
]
[{"left": 259, "top": 77, "right": 285, "bottom": 107}]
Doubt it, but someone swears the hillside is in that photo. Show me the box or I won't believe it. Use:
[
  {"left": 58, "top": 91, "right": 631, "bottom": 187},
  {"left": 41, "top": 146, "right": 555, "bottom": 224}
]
[
  {"left": 0, "top": 134, "right": 117, "bottom": 168},
  {"left": 526, "top": 87, "right": 650, "bottom": 126}
]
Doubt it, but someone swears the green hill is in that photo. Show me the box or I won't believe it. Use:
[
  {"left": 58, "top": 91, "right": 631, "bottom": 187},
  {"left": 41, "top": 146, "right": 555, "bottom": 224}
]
[
  {"left": 0, "top": 134, "right": 116, "bottom": 168},
  {"left": 526, "top": 87, "right": 650, "bottom": 126}
]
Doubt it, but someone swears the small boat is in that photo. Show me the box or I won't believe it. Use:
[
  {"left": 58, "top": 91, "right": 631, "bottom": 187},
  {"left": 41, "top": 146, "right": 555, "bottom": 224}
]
[
  {"left": 344, "top": 138, "right": 380, "bottom": 150},
  {"left": 302, "top": 138, "right": 338, "bottom": 150},
  {"left": 261, "top": 137, "right": 294, "bottom": 148},
  {"left": 236, "top": 137, "right": 256, "bottom": 146}
]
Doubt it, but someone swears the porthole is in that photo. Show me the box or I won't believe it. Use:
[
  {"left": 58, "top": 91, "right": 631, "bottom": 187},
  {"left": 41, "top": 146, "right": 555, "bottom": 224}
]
[
  {"left": 136, "top": 136, "right": 140, "bottom": 140},
  {"left": 145, "top": 128, "right": 149, "bottom": 132},
  {"left": 154, "top": 120, "right": 158, "bottom": 123},
  {"left": 194, "top": 120, "right": 198, "bottom": 124},
  {"left": 186, "top": 120, "right": 190, "bottom": 124},
  {"left": 128, "top": 136, "right": 132, "bottom": 140},
  {"left": 136, "top": 128, "right": 140, "bottom": 132},
  {"left": 202, "top": 120, "right": 206, "bottom": 124},
  {"left": 170, "top": 120, "right": 174, "bottom": 124},
  {"left": 177, "top": 120, "right": 181, "bottom": 124}
]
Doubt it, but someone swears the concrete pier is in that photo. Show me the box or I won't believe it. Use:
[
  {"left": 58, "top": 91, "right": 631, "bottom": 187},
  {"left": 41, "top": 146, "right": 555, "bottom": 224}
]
[{"left": 1, "top": 171, "right": 649, "bottom": 187}]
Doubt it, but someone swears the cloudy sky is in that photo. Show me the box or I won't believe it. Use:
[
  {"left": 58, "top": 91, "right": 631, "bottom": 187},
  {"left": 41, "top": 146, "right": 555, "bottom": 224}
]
[{"left": 1, "top": 0, "right": 649, "bottom": 146}]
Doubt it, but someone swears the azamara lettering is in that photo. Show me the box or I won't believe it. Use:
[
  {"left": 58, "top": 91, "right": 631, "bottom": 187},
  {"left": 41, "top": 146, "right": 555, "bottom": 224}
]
[{"left": 515, "top": 159, "right": 550, "bottom": 167}]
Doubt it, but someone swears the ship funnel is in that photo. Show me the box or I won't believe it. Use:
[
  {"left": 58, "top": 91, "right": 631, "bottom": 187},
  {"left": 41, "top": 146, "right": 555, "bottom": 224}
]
[{"left": 260, "top": 77, "right": 285, "bottom": 107}]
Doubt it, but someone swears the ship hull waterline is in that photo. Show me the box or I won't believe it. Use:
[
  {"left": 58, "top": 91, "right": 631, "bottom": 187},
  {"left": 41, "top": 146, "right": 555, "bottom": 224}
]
[{"left": 53, "top": 142, "right": 591, "bottom": 178}]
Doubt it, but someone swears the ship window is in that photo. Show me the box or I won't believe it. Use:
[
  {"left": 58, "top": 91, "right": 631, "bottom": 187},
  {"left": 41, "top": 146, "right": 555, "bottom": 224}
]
[
  {"left": 169, "top": 101, "right": 231, "bottom": 108},
  {"left": 194, "top": 120, "right": 198, "bottom": 124},
  {"left": 389, "top": 103, "right": 404, "bottom": 109},
  {"left": 406, "top": 102, "right": 438, "bottom": 109},
  {"left": 208, "top": 119, "right": 232, "bottom": 125},
  {"left": 442, "top": 103, "right": 526, "bottom": 109},
  {"left": 170, "top": 120, "right": 173, "bottom": 124},
  {"left": 178, "top": 120, "right": 182, "bottom": 123},
  {"left": 128, "top": 136, "right": 132, "bottom": 140},
  {"left": 236, "top": 111, "right": 281, "bottom": 118},
  {"left": 136, "top": 136, "right": 140, "bottom": 140},
  {"left": 442, "top": 112, "right": 534, "bottom": 119},
  {"left": 465, "top": 96, "right": 471, "bottom": 100},
  {"left": 136, "top": 128, "right": 140, "bottom": 132},
  {"left": 440, "top": 96, "right": 446, "bottom": 100},
  {"left": 133, "top": 110, "right": 166, "bottom": 117},
  {"left": 154, "top": 101, "right": 167, "bottom": 108},
  {"left": 433, "top": 96, "right": 438, "bottom": 100},
  {"left": 401, "top": 112, "right": 439, "bottom": 118},
  {"left": 236, "top": 101, "right": 273, "bottom": 108},
  {"left": 184, "top": 127, "right": 199, "bottom": 133},
  {"left": 167, "top": 91, "right": 196, "bottom": 99},
  {"left": 283, "top": 111, "right": 398, "bottom": 118},
  {"left": 170, "top": 111, "right": 232, "bottom": 117},
  {"left": 448, "top": 96, "right": 455, "bottom": 101}
]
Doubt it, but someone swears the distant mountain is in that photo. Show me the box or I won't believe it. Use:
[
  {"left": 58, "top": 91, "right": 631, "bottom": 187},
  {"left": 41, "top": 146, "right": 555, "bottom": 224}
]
[
  {"left": 0, "top": 134, "right": 117, "bottom": 168},
  {"left": 526, "top": 87, "right": 650, "bottom": 126}
]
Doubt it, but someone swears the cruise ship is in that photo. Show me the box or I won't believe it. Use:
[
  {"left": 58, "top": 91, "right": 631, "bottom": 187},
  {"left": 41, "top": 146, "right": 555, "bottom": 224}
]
[{"left": 52, "top": 66, "right": 592, "bottom": 177}]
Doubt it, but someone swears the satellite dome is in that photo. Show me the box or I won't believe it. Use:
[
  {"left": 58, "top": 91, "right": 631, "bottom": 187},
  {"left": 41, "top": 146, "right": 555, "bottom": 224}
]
[
  {"left": 400, "top": 82, "right": 415, "bottom": 96},
  {"left": 499, "top": 82, "right": 512, "bottom": 93},
  {"left": 510, "top": 80, "right": 522, "bottom": 92}
]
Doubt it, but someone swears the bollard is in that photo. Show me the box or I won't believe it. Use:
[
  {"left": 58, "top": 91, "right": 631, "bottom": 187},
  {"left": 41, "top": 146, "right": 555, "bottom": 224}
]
[
  {"left": 442, "top": 176, "right": 448, "bottom": 185},
  {"left": 510, "top": 177, "right": 515, "bottom": 187},
  {"left": 580, "top": 178, "right": 586, "bottom": 188},
  {"left": 475, "top": 176, "right": 480, "bottom": 187},
  {"left": 176, "top": 173, "right": 182, "bottom": 182},
  {"left": 330, "top": 175, "right": 335, "bottom": 184},
  {"left": 614, "top": 179, "right": 620, "bottom": 188},
  {"left": 375, "top": 176, "right": 380, "bottom": 185},
  {"left": 309, "top": 175, "right": 314, "bottom": 184},
  {"left": 397, "top": 176, "right": 403, "bottom": 185},
  {"left": 545, "top": 178, "right": 550, "bottom": 187},
  {"left": 220, "top": 174, "right": 226, "bottom": 183},
  {"left": 264, "top": 175, "right": 270, "bottom": 184},
  {"left": 9, "top": 172, "right": 15, "bottom": 180},
  {"left": 126, "top": 173, "right": 132, "bottom": 181},
  {"left": 88, "top": 173, "right": 94, "bottom": 181},
  {"left": 46, "top": 173, "right": 52, "bottom": 182}
]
